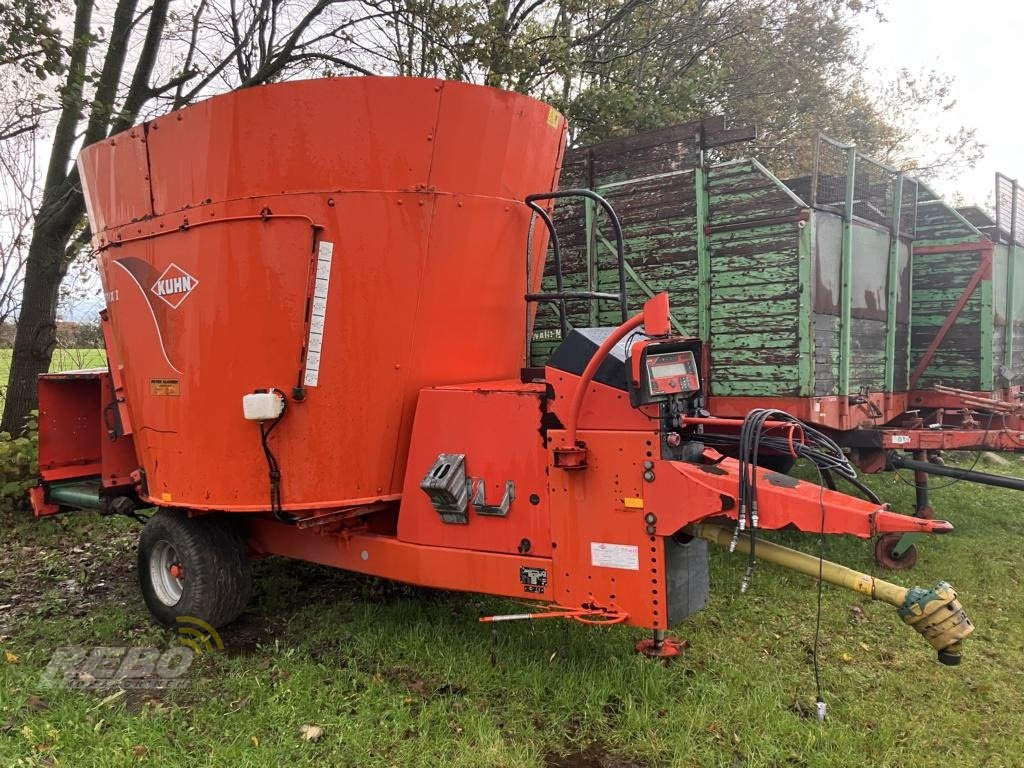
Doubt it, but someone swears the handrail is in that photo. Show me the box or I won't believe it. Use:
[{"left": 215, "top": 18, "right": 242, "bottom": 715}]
[{"left": 524, "top": 189, "right": 630, "bottom": 345}]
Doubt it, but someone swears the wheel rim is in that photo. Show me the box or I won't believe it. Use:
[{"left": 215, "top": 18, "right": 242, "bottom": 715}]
[
  {"left": 873, "top": 533, "right": 918, "bottom": 571},
  {"left": 150, "top": 540, "right": 184, "bottom": 605}
]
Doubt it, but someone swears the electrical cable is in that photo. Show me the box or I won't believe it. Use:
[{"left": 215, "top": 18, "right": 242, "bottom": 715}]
[
  {"left": 256, "top": 388, "right": 296, "bottom": 524},
  {"left": 720, "top": 408, "right": 856, "bottom": 593},
  {"left": 698, "top": 408, "right": 845, "bottom": 715},
  {"left": 699, "top": 427, "right": 856, "bottom": 481}
]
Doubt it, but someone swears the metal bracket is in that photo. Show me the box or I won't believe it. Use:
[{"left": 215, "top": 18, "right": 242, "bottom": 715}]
[
  {"left": 420, "top": 453, "right": 469, "bottom": 525},
  {"left": 420, "top": 454, "right": 516, "bottom": 522},
  {"left": 470, "top": 478, "right": 515, "bottom": 517}
]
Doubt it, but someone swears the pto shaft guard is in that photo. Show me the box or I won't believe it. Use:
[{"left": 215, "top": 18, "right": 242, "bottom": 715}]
[
  {"left": 899, "top": 582, "right": 973, "bottom": 665},
  {"left": 688, "top": 523, "right": 974, "bottom": 665}
]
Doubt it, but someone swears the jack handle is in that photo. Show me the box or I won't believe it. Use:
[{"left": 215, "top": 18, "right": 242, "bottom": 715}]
[
  {"left": 555, "top": 293, "right": 672, "bottom": 469},
  {"left": 687, "top": 523, "right": 974, "bottom": 665}
]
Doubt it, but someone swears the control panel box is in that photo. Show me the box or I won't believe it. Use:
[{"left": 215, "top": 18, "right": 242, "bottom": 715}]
[{"left": 629, "top": 339, "right": 703, "bottom": 407}]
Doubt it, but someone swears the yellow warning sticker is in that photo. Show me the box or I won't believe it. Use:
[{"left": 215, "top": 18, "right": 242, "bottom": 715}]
[
  {"left": 161, "top": 492, "right": 173, "bottom": 502},
  {"left": 547, "top": 107, "right": 560, "bottom": 128},
  {"left": 623, "top": 497, "right": 644, "bottom": 509}
]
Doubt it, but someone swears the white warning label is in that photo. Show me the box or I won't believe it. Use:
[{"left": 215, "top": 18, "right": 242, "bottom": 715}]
[
  {"left": 303, "top": 241, "right": 333, "bottom": 387},
  {"left": 590, "top": 542, "right": 640, "bottom": 571}
]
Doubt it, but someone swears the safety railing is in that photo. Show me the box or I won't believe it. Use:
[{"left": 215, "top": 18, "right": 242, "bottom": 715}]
[{"left": 524, "top": 190, "right": 629, "bottom": 350}]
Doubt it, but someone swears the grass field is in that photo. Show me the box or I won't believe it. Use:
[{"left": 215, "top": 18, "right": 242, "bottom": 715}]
[
  {"left": 1, "top": 457, "right": 1023, "bottom": 767},
  {"left": 0, "top": 348, "right": 108, "bottom": 412}
]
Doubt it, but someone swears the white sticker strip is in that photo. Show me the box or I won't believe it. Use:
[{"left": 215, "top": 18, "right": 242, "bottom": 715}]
[
  {"left": 303, "top": 241, "right": 333, "bottom": 387},
  {"left": 590, "top": 542, "right": 640, "bottom": 571}
]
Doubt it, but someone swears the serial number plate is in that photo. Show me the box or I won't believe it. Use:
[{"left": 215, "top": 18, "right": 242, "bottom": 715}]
[{"left": 150, "top": 378, "right": 180, "bottom": 396}]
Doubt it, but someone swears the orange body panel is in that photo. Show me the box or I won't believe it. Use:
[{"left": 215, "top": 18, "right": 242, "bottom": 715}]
[
  {"left": 75, "top": 126, "right": 151, "bottom": 233},
  {"left": 545, "top": 369, "right": 656, "bottom": 432},
  {"left": 547, "top": 429, "right": 663, "bottom": 628},
  {"left": 78, "top": 78, "right": 567, "bottom": 512},
  {"left": 37, "top": 371, "right": 138, "bottom": 496},
  {"left": 246, "top": 517, "right": 557, "bottom": 601},
  {"left": 398, "top": 382, "right": 552, "bottom": 557}
]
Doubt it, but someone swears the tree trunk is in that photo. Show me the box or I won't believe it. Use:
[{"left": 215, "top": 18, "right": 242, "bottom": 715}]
[
  {"left": 0, "top": 0, "right": 153, "bottom": 434},
  {"left": 1, "top": 219, "right": 78, "bottom": 434}
]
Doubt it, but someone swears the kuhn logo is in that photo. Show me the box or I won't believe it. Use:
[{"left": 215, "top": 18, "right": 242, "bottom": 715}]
[{"left": 151, "top": 264, "right": 198, "bottom": 309}]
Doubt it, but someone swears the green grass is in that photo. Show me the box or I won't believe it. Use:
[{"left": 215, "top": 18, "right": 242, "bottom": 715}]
[
  {"left": 0, "top": 348, "right": 108, "bottom": 411},
  {"left": 0, "top": 347, "right": 108, "bottom": 375},
  {"left": 1, "top": 458, "right": 1023, "bottom": 767}
]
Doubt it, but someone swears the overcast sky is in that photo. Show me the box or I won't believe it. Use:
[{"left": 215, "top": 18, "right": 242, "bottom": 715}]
[{"left": 859, "top": 0, "right": 1023, "bottom": 207}]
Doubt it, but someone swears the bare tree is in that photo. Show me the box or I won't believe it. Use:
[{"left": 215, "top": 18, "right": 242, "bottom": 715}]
[
  {"left": 0, "top": 0, "right": 373, "bottom": 433},
  {"left": 0, "top": 105, "right": 38, "bottom": 333}
]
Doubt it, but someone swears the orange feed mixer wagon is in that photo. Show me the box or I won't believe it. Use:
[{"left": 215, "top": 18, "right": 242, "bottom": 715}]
[{"left": 31, "top": 78, "right": 972, "bottom": 664}]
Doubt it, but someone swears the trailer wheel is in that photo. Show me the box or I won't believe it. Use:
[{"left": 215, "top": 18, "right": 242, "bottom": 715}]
[
  {"left": 873, "top": 533, "right": 918, "bottom": 571},
  {"left": 138, "top": 508, "right": 252, "bottom": 628}
]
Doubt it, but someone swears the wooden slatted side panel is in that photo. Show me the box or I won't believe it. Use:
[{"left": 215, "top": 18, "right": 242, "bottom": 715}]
[
  {"left": 593, "top": 173, "right": 698, "bottom": 329},
  {"left": 706, "top": 161, "right": 807, "bottom": 396},
  {"left": 530, "top": 171, "right": 701, "bottom": 363},
  {"left": 911, "top": 195, "right": 990, "bottom": 390}
]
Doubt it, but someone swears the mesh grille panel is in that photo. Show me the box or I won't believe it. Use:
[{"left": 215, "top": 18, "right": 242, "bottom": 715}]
[
  {"left": 996, "top": 173, "right": 1024, "bottom": 245},
  {"left": 853, "top": 154, "right": 895, "bottom": 229},
  {"left": 814, "top": 136, "right": 849, "bottom": 209}
]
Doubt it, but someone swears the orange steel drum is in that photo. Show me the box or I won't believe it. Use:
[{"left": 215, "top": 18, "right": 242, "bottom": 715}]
[{"left": 78, "top": 77, "right": 567, "bottom": 512}]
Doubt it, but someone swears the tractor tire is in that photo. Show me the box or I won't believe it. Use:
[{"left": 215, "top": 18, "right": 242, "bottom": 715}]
[{"left": 138, "top": 508, "right": 252, "bottom": 629}]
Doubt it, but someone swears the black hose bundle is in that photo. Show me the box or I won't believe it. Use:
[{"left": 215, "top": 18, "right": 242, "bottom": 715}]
[
  {"left": 723, "top": 409, "right": 855, "bottom": 592},
  {"left": 702, "top": 412, "right": 855, "bottom": 482}
]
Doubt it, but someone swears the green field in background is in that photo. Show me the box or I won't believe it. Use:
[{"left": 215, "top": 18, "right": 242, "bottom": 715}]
[{"left": 0, "top": 348, "right": 107, "bottom": 406}]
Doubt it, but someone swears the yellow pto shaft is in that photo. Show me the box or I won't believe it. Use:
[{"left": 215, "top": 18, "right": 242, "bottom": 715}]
[{"left": 687, "top": 523, "right": 974, "bottom": 665}]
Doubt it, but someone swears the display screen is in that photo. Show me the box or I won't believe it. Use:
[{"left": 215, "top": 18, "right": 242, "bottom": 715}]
[
  {"left": 650, "top": 362, "right": 694, "bottom": 377},
  {"left": 645, "top": 350, "right": 699, "bottom": 397}
]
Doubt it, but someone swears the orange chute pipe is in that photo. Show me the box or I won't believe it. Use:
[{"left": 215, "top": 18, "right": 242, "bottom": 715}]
[{"left": 563, "top": 312, "right": 645, "bottom": 450}]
